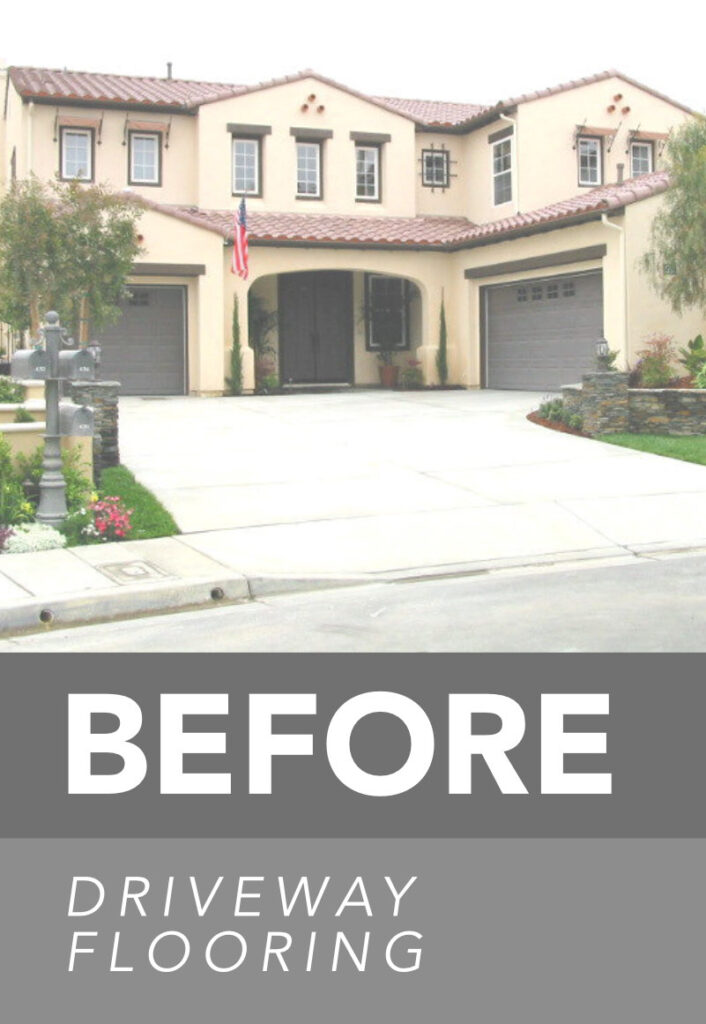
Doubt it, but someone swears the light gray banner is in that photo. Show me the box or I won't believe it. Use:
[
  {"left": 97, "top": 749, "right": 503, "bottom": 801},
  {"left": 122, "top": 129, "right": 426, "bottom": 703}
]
[{"left": 1, "top": 838, "right": 703, "bottom": 1023}]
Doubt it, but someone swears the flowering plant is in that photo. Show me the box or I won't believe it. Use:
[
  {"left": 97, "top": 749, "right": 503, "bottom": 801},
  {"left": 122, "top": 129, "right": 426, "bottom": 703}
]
[
  {"left": 3, "top": 523, "right": 66, "bottom": 554},
  {"left": 0, "top": 524, "right": 15, "bottom": 552},
  {"left": 83, "top": 496, "right": 134, "bottom": 542}
]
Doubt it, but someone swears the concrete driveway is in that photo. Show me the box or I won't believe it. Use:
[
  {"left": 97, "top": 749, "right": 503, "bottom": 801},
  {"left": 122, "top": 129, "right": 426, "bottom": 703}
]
[{"left": 119, "top": 390, "right": 706, "bottom": 576}]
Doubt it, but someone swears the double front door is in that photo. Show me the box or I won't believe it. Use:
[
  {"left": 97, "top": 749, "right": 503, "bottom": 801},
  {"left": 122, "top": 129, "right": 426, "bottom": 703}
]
[{"left": 279, "top": 271, "right": 353, "bottom": 384}]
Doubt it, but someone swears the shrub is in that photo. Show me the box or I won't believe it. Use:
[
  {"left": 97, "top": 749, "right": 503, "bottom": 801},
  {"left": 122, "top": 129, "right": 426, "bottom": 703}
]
[
  {"left": 14, "top": 444, "right": 92, "bottom": 515},
  {"left": 400, "top": 359, "right": 424, "bottom": 389},
  {"left": 0, "top": 524, "right": 15, "bottom": 551},
  {"left": 694, "top": 364, "right": 706, "bottom": 389},
  {"left": 256, "top": 373, "right": 279, "bottom": 394},
  {"left": 0, "top": 435, "right": 33, "bottom": 526},
  {"left": 634, "top": 334, "right": 677, "bottom": 388},
  {"left": 3, "top": 522, "right": 66, "bottom": 554},
  {"left": 225, "top": 296, "right": 243, "bottom": 396},
  {"left": 679, "top": 334, "right": 706, "bottom": 378},
  {"left": 436, "top": 297, "right": 448, "bottom": 386},
  {"left": 13, "top": 407, "right": 35, "bottom": 423},
  {"left": 0, "top": 377, "right": 24, "bottom": 403},
  {"left": 536, "top": 398, "right": 582, "bottom": 433}
]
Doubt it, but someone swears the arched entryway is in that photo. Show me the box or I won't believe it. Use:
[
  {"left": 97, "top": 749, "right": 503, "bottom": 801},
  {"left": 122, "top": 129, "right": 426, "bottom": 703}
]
[{"left": 249, "top": 269, "right": 423, "bottom": 389}]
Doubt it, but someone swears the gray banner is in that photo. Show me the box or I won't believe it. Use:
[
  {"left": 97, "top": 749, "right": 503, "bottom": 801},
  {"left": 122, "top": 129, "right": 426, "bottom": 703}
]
[
  {"left": 1, "top": 838, "right": 703, "bottom": 1023},
  {"left": 0, "top": 654, "right": 704, "bottom": 837}
]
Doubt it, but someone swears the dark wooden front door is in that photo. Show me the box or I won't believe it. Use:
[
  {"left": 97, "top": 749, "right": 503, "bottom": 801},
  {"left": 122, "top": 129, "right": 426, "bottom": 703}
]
[{"left": 279, "top": 271, "right": 353, "bottom": 384}]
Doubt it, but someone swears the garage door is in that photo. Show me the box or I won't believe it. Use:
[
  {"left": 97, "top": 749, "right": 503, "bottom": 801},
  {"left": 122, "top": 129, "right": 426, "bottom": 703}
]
[
  {"left": 485, "top": 271, "right": 603, "bottom": 390},
  {"left": 93, "top": 286, "right": 186, "bottom": 395}
]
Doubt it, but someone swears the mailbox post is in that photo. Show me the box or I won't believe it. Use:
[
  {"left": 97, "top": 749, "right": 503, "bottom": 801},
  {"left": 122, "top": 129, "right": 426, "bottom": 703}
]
[{"left": 11, "top": 311, "right": 98, "bottom": 528}]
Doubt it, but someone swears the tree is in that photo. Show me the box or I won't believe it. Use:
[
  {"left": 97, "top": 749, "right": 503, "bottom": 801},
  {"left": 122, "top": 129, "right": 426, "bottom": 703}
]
[
  {"left": 0, "top": 176, "right": 142, "bottom": 340},
  {"left": 226, "top": 294, "right": 243, "bottom": 395},
  {"left": 436, "top": 292, "right": 449, "bottom": 385},
  {"left": 643, "top": 116, "right": 706, "bottom": 314}
]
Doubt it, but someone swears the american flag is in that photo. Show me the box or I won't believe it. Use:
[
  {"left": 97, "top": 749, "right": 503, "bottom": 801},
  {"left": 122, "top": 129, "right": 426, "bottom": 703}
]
[{"left": 231, "top": 197, "right": 249, "bottom": 279}]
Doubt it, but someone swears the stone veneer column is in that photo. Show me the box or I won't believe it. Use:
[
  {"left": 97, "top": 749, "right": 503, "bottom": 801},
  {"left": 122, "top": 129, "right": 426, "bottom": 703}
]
[
  {"left": 580, "top": 372, "right": 630, "bottom": 435},
  {"left": 69, "top": 381, "right": 120, "bottom": 478}
]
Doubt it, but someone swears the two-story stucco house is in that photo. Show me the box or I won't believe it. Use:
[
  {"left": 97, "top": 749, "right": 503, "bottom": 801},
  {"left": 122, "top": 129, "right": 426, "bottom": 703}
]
[{"left": 0, "top": 63, "right": 701, "bottom": 395}]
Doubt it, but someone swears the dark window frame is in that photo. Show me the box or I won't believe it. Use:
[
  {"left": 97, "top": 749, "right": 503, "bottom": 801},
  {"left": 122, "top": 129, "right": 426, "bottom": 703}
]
[
  {"left": 491, "top": 136, "right": 513, "bottom": 206},
  {"left": 295, "top": 138, "right": 324, "bottom": 201},
  {"left": 421, "top": 148, "right": 450, "bottom": 188},
  {"left": 364, "top": 274, "right": 411, "bottom": 352},
  {"left": 59, "top": 126, "right": 95, "bottom": 182},
  {"left": 231, "top": 135, "right": 263, "bottom": 198},
  {"left": 127, "top": 130, "right": 162, "bottom": 187},
  {"left": 630, "top": 140, "right": 654, "bottom": 177},
  {"left": 577, "top": 134, "right": 603, "bottom": 187},
  {"left": 355, "top": 144, "right": 382, "bottom": 203}
]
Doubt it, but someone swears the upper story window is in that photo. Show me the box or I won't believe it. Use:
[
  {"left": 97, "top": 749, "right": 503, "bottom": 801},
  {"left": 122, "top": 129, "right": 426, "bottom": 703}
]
[
  {"left": 129, "top": 132, "right": 161, "bottom": 186},
  {"left": 296, "top": 141, "right": 322, "bottom": 198},
  {"left": 578, "top": 136, "right": 602, "bottom": 186},
  {"left": 356, "top": 146, "right": 380, "bottom": 201},
  {"left": 630, "top": 141, "right": 653, "bottom": 177},
  {"left": 60, "top": 127, "right": 93, "bottom": 181},
  {"left": 232, "top": 137, "right": 261, "bottom": 196},
  {"left": 422, "top": 149, "right": 450, "bottom": 189},
  {"left": 492, "top": 137, "right": 512, "bottom": 206}
]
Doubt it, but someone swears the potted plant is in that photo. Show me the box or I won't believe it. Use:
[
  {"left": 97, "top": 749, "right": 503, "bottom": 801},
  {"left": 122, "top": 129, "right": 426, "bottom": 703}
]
[{"left": 377, "top": 346, "right": 399, "bottom": 388}]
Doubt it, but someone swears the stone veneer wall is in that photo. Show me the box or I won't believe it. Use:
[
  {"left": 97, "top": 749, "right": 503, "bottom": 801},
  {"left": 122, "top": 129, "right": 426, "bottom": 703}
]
[
  {"left": 561, "top": 373, "right": 706, "bottom": 436},
  {"left": 70, "top": 381, "right": 120, "bottom": 477}
]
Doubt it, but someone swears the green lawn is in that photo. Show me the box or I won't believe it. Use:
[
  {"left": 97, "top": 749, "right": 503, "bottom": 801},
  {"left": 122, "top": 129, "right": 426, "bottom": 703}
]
[
  {"left": 600, "top": 433, "right": 706, "bottom": 466},
  {"left": 99, "top": 465, "right": 179, "bottom": 540}
]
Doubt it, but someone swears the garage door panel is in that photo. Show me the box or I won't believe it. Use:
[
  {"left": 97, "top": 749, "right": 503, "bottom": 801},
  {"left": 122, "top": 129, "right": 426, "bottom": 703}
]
[
  {"left": 486, "top": 272, "right": 603, "bottom": 390},
  {"left": 94, "top": 287, "right": 186, "bottom": 396}
]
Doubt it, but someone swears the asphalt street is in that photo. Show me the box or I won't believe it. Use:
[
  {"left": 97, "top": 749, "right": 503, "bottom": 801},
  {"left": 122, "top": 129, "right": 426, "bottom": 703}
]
[{"left": 2, "top": 548, "right": 704, "bottom": 652}]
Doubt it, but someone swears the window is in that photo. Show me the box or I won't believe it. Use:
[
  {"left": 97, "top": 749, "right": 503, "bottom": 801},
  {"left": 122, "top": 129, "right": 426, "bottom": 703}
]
[
  {"left": 531, "top": 285, "right": 543, "bottom": 301},
  {"left": 232, "top": 137, "right": 260, "bottom": 196},
  {"left": 630, "top": 141, "right": 653, "bottom": 177},
  {"left": 129, "top": 132, "right": 160, "bottom": 185},
  {"left": 492, "top": 138, "right": 512, "bottom": 205},
  {"left": 296, "top": 141, "right": 322, "bottom": 198},
  {"left": 422, "top": 149, "right": 450, "bottom": 188},
  {"left": 356, "top": 145, "right": 380, "bottom": 201},
  {"left": 365, "top": 275, "right": 410, "bottom": 351},
  {"left": 562, "top": 280, "right": 576, "bottom": 298},
  {"left": 546, "top": 282, "right": 559, "bottom": 300},
  {"left": 516, "top": 286, "right": 527, "bottom": 302},
  {"left": 578, "top": 137, "right": 601, "bottom": 186},
  {"left": 60, "top": 127, "right": 93, "bottom": 181}
]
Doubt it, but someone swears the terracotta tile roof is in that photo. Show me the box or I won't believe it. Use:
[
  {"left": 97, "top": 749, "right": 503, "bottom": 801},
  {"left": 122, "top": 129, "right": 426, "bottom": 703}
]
[
  {"left": 9, "top": 65, "right": 693, "bottom": 125},
  {"left": 463, "top": 171, "right": 671, "bottom": 243},
  {"left": 138, "top": 172, "right": 669, "bottom": 251},
  {"left": 140, "top": 202, "right": 475, "bottom": 246},
  {"left": 8, "top": 66, "right": 244, "bottom": 110},
  {"left": 372, "top": 96, "right": 489, "bottom": 127}
]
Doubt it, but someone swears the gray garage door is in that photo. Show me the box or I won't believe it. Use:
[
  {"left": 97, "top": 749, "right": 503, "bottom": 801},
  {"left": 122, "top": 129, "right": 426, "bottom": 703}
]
[
  {"left": 93, "top": 286, "right": 186, "bottom": 395},
  {"left": 485, "top": 271, "right": 603, "bottom": 390}
]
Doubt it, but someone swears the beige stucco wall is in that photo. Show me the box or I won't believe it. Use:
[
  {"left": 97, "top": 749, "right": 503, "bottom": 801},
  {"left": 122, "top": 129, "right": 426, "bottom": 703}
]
[
  {"left": 515, "top": 76, "right": 691, "bottom": 214},
  {"left": 197, "top": 77, "right": 416, "bottom": 216},
  {"left": 414, "top": 132, "right": 469, "bottom": 217},
  {"left": 10, "top": 102, "right": 199, "bottom": 205},
  {"left": 625, "top": 193, "right": 706, "bottom": 364},
  {"left": 133, "top": 208, "right": 226, "bottom": 395}
]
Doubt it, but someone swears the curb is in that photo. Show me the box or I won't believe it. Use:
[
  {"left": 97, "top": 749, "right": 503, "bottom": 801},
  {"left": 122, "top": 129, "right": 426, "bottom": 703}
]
[{"left": 2, "top": 541, "right": 704, "bottom": 639}]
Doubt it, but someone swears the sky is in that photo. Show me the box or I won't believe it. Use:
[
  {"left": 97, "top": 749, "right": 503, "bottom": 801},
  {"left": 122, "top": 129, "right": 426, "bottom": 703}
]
[{"left": 3, "top": 0, "right": 705, "bottom": 112}]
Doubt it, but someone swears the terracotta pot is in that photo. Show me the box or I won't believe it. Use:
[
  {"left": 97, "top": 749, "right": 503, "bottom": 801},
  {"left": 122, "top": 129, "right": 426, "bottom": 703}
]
[{"left": 379, "top": 364, "right": 399, "bottom": 388}]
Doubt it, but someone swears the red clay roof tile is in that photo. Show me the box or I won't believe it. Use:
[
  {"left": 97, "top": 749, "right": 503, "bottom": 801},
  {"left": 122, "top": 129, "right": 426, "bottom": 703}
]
[{"left": 137, "top": 172, "right": 670, "bottom": 250}]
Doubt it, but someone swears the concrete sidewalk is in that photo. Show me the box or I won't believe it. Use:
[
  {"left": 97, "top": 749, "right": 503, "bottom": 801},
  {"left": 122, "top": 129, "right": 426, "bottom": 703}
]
[{"left": 2, "top": 389, "right": 706, "bottom": 635}]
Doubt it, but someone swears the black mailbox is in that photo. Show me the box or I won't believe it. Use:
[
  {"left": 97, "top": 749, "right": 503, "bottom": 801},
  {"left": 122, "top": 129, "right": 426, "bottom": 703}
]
[
  {"left": 58, "top": 349, "right": 96, "bottom": 381},
  {"left": 11, "top": 349, "right": 49, "bottom": 380}
]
